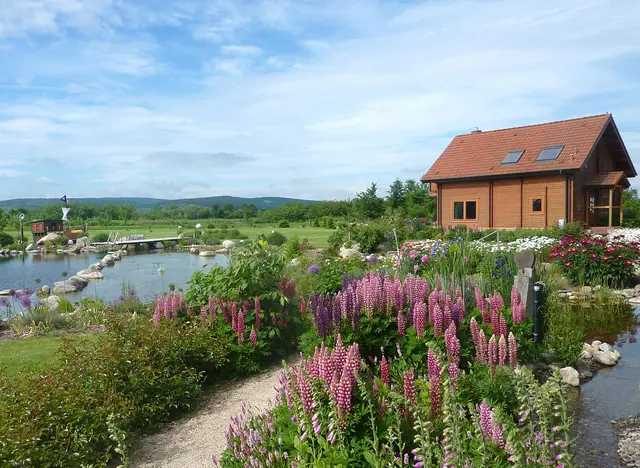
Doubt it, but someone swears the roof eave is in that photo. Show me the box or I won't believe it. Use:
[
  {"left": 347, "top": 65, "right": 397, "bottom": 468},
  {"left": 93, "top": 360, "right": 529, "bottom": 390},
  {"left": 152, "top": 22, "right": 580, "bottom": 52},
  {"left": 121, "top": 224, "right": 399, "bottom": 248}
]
[
  {"left": 607, "top": 116, "right": 637, "bottom": 177},
  {"left": 421, "top": 168, "right": 580, "bottom": 184}
]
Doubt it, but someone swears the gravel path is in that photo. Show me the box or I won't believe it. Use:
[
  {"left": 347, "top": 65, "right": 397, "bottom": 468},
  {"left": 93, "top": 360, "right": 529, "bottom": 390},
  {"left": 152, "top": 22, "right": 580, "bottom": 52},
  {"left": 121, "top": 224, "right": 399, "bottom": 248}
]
[{"left": 131, "top": 358, "right": 293, "bottom": 468}]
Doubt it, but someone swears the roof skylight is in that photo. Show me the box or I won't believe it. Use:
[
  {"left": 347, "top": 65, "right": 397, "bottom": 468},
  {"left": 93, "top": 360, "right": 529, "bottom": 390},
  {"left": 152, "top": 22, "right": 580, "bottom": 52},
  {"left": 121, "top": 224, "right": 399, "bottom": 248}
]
[
  {"left": 536, "top": 145, "right": 564, "bottom": 161},
  {"left": 501, "top": 150, "right": 524, "bottom": 164}
]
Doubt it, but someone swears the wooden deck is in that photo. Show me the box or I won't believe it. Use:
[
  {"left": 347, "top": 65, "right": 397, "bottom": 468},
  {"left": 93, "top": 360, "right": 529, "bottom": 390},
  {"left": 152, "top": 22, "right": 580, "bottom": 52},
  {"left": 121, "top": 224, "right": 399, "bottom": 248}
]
[{"left": 93, "top": 236, "right": 186, "bottom": 246}]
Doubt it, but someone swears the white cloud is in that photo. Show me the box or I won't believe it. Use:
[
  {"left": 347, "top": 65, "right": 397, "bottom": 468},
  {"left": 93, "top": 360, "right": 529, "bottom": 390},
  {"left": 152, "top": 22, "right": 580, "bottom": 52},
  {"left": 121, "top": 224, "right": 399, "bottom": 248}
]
[{"left": 37, "top": 176, "right": 54, "bottom": 183}]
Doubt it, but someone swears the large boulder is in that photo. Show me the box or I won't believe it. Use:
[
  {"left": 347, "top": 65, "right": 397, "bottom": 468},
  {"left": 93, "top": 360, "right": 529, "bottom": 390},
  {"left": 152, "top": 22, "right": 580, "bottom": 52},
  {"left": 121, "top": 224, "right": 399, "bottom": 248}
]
[
  {"left": 559, "top": 367, "right": 580, "bottom": 387},
  {"left": 42, "top": 295, "right": 62, "bottom": 312},
  {"left": 81, "top": 246, "right": 98, "bottom": 253},
  {"left": 67, "top": 275, "right": 89, "bottom": 289},
  {"left": 67, "top": 244, "right": 82, "bottom": 254},
  {"left": 222, "top": 240, "right": 236, "bottom": 249},
  {"left": 154, "top": 242, "right": 165, "bottom": 250},
  {"left": 88, "top": 262, "right": 104, "bottom": 271},
  {"left": 76, "top": 269, "right": 104, "bottom": 280},
  {"left": 339, "top": 246, "right": 363, "bottom": 259},
  {"left": 25, "top": 243, "right": 39, "bottom": 252},
  {"left": 36, "top": 232, "right": 60, "bottom": 245},
  {"left": 101, "top": 255, "right": 115, "bottom": 266},
  {"left": 111, "top": 250, "right": 122, "bottom": 261},
  {"left": 215, "top": 248, "right": 229, "bottom": 254},
  {"left": 594, "top": 350, "right": 617, "bottom": 366},
  {"left": 53, "top": 281, "right": 78, "bottom": 294},
  {"left": 36, "top": 285, "right": 51, "bottom": 297}
]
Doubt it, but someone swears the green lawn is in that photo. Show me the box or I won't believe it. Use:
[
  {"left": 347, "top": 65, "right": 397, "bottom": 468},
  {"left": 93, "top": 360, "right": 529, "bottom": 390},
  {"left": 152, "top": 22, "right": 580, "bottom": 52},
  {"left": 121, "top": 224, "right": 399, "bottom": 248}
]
[
  {"left": 8, "top": 221, "right": 335, "bottom": 247},
  {"left": 0, "top": 333, "right": 98, "bottom": 377}
]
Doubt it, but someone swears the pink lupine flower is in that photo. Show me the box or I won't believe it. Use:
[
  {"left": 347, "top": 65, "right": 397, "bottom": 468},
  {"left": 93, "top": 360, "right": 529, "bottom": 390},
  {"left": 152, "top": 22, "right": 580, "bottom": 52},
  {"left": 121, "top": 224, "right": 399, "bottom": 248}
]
[
  {"left": 475, "top": 287, "right": 489, "bottom": 323},
  {"left": 297, "top": 369, "right": 314, "bottom": 414},
  {"left": 380, "top": 355, "right": 391, "bottom": 385},
  {"left": 476, "top": 329, "right": 487, "bottom": 364},
  {"left": 498, "top": 335, "right": 507, "bottom": 366},
  {"left": 477, "top": 400, "right": 493, "bottom": 437},
  {"left": 491, "top": 309, "right": 499, "bottom": 335},
  {"left": 163, "top": 295, "right": 170, "bottom": 319},
  {"left": 511, "top": 285, "right": 521, "bottom": 310},
  {"left": 208, "top": 296, "right": 216, "bottom": 318},
  {"left": 154, "top": 296, "right": 162, "bottom": 324},
  {"left": 433, "top": 303, "right": 443, "bottom": 337},
  {"left": 445, "top": 322, "right": 460, "bottom": 385},
  {"left": 231, "top": 302, "right": 238, "bottom": 332},
  {"left": 250, "top": 326, "right": 257, "bottom": 346},
  {"left": 421, "top": 255, "right": 429, "bottom": 263},
  {"left": 397, "top": 311, "right": 406, "bottom": 337},
  {"left": 488, "top": 335, "right": 498, "bottom": 379},
  {"left": 508, "top": 332, "right": 518, "bottom": 368},
  {"left": 498, "top": 313, "right": 507, "bottom": 336},
  {"left": 492, "top": 420, "right": 504, "bottom": 448},
  {"left": 200, "top": 305, "right": 207, "bottom": 321},
  {"left": 237, "top": 309, "right": 245, "bottom": 344},
  {"left": 254, "top": 297, "right": 261, "bottom": 330},
  {"left": 427, "top": 349, "right": 442, "bottom": 418},
  {"left": 403, "top": 369, "right": 416, "bottom": 404},
  {"left": 171, "top": 293, "right": 179, "bottom": 316},
  {"left": 414, "top": 302, "right": 427, "bottom": 337},
  {"left": 470, "top": 318, "right": 480, "bottom": 345},
  {"left": 443, "top": 303, "right": 452, "bottom": 329}
]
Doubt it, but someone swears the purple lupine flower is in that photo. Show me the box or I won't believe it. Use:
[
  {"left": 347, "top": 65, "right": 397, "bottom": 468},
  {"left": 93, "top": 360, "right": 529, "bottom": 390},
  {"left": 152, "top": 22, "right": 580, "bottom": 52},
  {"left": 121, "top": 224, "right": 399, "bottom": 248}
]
[
  {"left": 208, "top": 296, "right": 216, "bottom": 318},
  {"left": 498, "top": 334, "right": 507, "bottom": 367},
  {"left": 508, "top": 332, "right": 518, "bottom": 368},
  {"left": 403, "top": 369, "right": 417, "bottom": 404},
  {"left": 297, "top": 369, "right": 314, "bottom": 414},
  {"left": 413, "top": 301, "right": 427, "bottom": 337},
  {"left": 250, "top": 326, "right": 258, "bottom": 346},
  {"left": 397, "top": 310, "right": 406, "bottom": 337}
]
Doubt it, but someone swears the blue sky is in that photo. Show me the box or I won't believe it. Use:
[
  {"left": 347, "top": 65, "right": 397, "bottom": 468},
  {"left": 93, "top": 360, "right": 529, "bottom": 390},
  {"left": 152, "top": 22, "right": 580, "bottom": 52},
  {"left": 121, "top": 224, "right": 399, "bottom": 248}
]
[{"left": 2, "top": 0, "right": 640, "bottom": 201}]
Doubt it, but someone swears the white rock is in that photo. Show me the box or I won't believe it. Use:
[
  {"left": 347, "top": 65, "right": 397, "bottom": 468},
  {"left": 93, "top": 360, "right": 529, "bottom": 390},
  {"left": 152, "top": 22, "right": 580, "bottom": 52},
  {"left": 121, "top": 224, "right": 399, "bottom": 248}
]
[
  {"left": 222, "top": 240, "right": 236, "bottom": 249},
  {"left": 154, "top": 242, "right": 165, "bottom": 250},
  {"left": 598, "top": 343, "right": 613, "bottom": 352},
  {"left": 25, "top": 243, "right": 38, "bottom": 251},
  {"left": 612, "top": 350, "right": 621, "bottom": 361},
  {"left": 76, "top": 269, "right": 104, "bottom": 280},
  {"left": 591, "top": 340, "right": 602, "bottom": 347},
  {"left": 290, "top": 258, "right": 299, "bottom": 266},
  {"left": 102, "top": 255, "right": 115, "bottom": 265},
  {"left": 53, "top": 282, "right": 78, "bottom": 294},
  {"left": 581, "top": 349, "right": 593, "bottom": 360},
  {"left": 0, "top": 289, "right": 14, "bottom": 296},
  {"left": 199, "top": 251, "right": 216, "bottom": 257},
  {"left": 42, "top": 295, "right": 62, "bottom": 312},
  {"left": 593, "top": 351, "right": 616, "bottom": 366},
  {"left": 339, "top": 247, "right": 362, "bottom": 259},
  {"left": 559, "top": 367, "right": 580, "bottom": 387},
  {"left": 215, "top": 248, "right": 229, "bottom": 254},
  {"left": 36, "top": 232, "right": 60, "bottom": 245},
  {"left": 36, "top": 285, "right": 51, "bottom": 296},
  {"left": 190, "top": 247, "right": 199, "bottom": 254}
]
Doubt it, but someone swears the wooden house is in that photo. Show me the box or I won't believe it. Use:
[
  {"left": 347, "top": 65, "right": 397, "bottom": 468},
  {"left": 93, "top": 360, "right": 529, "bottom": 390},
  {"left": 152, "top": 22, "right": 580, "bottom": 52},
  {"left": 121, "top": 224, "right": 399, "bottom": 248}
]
[
  {"left": 420, "top": 114, "right": 637, "bottom": 231},
  {"left": 30, "top": 219, "right": 85, "bottom": 243}
]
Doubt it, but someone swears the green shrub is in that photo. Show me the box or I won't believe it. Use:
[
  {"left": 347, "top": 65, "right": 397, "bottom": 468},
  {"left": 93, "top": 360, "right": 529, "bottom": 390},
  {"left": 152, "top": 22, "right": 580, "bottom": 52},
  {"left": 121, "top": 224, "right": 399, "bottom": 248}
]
[
  {"left": 277, "top": 219, "right": 290, "bottom": 228},
  {"left": 91, "top": 232, "right": 109, "bottom": 243},
  {"left": 544, "top": 298, "right": 585, "bottom": 367},
  {"left": 310, "top": 257, "right": 367, "bottom": 294},
  {"left": 0, "top": 231, "right": 15, "bottom": 246},
  {"left": 0, "top": 315, "right": 231, "bottom": 466},
  {"left": 354, "top": 224, "right": 385, "bottom": 253},
  {"left": 266, "top": 231, "right": 287, "bottom": 246},
  {"left": 327, "top": 229, "right": 347, "bottom": 256},
  {"left": 283, "top": 234, "right": 310, "bottom": 261}
]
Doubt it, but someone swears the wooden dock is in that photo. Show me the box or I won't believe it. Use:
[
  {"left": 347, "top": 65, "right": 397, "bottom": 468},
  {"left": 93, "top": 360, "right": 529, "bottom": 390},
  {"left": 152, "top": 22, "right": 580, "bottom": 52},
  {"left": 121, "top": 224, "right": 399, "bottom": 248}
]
[{"left": 93, "top": 236, "right": 186, "bottom": 246}]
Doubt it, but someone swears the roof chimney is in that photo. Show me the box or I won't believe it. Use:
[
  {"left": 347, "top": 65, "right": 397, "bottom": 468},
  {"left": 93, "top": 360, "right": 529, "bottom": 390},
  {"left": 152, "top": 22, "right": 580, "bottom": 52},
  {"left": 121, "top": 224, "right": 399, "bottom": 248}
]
[{"left": 471, "top": 127, "right": 482, "bottom": 134}]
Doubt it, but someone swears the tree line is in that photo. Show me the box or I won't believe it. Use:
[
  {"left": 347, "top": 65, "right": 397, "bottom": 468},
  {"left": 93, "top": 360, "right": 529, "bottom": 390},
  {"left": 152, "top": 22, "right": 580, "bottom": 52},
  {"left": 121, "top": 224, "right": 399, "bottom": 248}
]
[{"left": 0, "top": 179, "right": 436, "bottom": 229}]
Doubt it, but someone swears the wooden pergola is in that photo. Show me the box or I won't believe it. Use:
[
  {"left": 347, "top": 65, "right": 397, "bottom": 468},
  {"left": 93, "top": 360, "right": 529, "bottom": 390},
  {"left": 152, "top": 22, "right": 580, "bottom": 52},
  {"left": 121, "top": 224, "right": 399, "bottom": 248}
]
[{"left": 585, "top": 171, "right": 630, "bottom": 227}]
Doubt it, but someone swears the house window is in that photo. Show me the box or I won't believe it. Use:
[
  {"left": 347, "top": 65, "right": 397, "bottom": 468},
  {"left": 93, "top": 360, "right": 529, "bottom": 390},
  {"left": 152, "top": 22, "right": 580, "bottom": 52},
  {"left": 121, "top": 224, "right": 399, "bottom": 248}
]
[
  {"left": 530, "top": 196, "right": 545, "bottom": 214},
  {"left": 452, "top": 200, "right": 477, "bottom": 220}
]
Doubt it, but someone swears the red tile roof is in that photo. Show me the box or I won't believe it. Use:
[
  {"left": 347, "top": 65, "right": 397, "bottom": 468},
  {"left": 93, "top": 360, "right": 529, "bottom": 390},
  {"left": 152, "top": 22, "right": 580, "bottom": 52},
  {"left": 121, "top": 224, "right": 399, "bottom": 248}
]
[
  {"left": 586, "top": 171, "right": 630, "bottom": 188},
  {"left": 421, "top": 114, "right": 615, "bottom": 182}
]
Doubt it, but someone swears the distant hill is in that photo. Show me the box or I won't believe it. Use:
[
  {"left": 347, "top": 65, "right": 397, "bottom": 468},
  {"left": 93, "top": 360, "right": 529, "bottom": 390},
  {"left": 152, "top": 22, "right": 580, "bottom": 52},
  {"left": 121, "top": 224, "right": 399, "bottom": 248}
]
[{"left": 0, "top": 196, "right": 317, "bottom": 211}]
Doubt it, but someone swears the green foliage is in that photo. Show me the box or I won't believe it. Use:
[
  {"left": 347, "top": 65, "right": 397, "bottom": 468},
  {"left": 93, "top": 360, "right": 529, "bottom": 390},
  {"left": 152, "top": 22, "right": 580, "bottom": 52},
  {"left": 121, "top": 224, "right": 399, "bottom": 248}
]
[
  {"left": 91, "top": 231, "right": 110, "bottom": 242},
  {"left": 544, "top": 298, "right": 586, "bottom": 367},
  {"left": 278, "top": 219, "right": 290, "bottom": 228},
  {"left": 0, "top": 230, "right": 15, "bottom": 246},
  {"left": 310, "top": 257, "right": 367, "bottom": 294},
  {"left": 354, "top": 182, "right": 385, "bottom": 220},
  {"left": 354, "top": 223, "right": 386, "bottom": 253},
  {"left": 284, "top": 234, "right": 311, "bottom": 261},
  {"left": 266, "top": 231, "right": 287, "bottom": 246},
  {"left": 0, "top": 314, "right": 231, "bottom": 466}
]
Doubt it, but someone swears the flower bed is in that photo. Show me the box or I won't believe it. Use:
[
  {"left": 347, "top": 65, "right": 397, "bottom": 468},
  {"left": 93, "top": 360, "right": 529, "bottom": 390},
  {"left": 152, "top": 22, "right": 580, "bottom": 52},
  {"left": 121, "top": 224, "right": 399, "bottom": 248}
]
[
  {"left": 550, "top": 234, "right": 640, "bottom": 287},
  {"left": 470, "top": 236, "right": 557, "bottom": 253}
]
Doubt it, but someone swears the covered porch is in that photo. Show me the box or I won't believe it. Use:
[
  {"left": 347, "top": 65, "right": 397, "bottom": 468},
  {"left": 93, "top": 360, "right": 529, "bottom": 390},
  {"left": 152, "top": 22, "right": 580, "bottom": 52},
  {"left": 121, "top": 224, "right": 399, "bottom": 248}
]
[{"left": 585, "top": 171, "right": 630, "bottom": 232}]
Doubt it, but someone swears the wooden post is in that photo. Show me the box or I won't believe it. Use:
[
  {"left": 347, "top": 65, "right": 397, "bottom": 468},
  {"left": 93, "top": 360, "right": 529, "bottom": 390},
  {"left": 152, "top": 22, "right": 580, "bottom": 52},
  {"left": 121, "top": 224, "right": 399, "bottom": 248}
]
[
  {"left": 619, "top": 186, "right": 624, "bottom": 225},
  {"left": 609, "top": 187, "right": 614, "bottom": 227}
]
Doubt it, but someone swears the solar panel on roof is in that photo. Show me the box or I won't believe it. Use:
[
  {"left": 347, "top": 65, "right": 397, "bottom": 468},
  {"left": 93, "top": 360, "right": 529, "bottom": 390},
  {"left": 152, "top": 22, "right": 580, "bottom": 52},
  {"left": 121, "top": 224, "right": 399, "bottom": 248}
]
[
  {"left": 536, "top": 145, "right": 564, "bottom": 161},
  {"left": 501, "top": 150, "right": 524, "bottom": 164}
]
